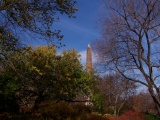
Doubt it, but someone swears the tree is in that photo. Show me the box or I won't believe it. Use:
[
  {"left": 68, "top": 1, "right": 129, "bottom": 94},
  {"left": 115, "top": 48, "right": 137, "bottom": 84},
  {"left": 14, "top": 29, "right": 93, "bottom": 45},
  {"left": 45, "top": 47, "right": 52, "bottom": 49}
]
[
  {"left": 132, "top": 91, "right": 156, "bottom": 113},
  {"left": 96, "top": 74, "right": 136, "bottom": 118},
  {"left": 1, "top": 46, "right": 93, "bottom": 108},
  {"left": 0, "top": 73, "right": 20, "bottom": 112},
  {"left": 93, "top": 0, "right": 160, "bottom": 116},
  {"left": 52, "top": 49, "right": 94, "bottom": 102},
  {"left": 0, "top": 0, "right": 78, "bottom": 50}
]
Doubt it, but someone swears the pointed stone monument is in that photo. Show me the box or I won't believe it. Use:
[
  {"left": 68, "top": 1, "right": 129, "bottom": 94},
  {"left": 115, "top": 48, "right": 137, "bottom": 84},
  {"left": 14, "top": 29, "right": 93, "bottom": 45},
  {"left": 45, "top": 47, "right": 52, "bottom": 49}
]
[
  {"left": 86, "top": 44, "right": 92, "bottom": 74},
  {"left": 85, "top": 44, "right": 93, "bottom": 106}
]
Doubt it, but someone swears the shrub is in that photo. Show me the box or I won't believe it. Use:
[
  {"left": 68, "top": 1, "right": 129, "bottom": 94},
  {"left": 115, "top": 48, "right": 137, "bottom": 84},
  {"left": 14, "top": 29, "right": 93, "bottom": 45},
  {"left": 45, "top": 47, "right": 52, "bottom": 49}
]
[
  {"left": 103, "top": 114, "right": 113, "bottom": 119},
  {"left": 118, "top": 110, "right": 146, "bottom": 120},
  {"left": 107, "top": 110, "right": 146, "bottom": 120},
  {"left": 33, "top": 100, "right": 94, "bottom": 120},
  {"left": 0, "top": 95, "right": 19, "bottom": 113},
  {"left": 0, "top": 112, "right": 9, "bottom": 120},
  {"left": 144, "top": 112, "right": 159, "bottom": 120},
  {"left": 35, "top": 101, "right": 76, "bottom": 120},
  {"left": 87, "top": 115, "right": 107, "bottom": 120},
  {"left": 73, "top": 104, "right": 92, "bottom": 114}
]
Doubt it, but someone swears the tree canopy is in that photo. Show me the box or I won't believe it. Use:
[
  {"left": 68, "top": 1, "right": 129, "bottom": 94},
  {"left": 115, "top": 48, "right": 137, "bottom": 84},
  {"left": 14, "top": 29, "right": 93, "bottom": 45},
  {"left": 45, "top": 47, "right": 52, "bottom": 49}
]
[
  {"left": 0, "top": 0, "right": 78, "bottom": 50},
  {"left": 0, "top": 46, "right": 94, "bottom": 108},
  {"left": 93, "top": 0, "right": 160, "bottom": 116}
]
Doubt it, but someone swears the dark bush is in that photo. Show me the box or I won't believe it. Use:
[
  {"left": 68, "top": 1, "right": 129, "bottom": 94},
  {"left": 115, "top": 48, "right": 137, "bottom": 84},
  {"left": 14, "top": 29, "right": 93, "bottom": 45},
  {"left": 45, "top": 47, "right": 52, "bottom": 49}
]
[
  {"left": 87, "top": 115, "right": 107, "bottom": 120},
  {"left": 0, "top": 95, "right": 19, "bottom": 113},
  {"left": 34, "top": 100, "right": 78, "bottom": 120},
  {"left": 144, "top": 112, "right": 159, "bottom": 120}
]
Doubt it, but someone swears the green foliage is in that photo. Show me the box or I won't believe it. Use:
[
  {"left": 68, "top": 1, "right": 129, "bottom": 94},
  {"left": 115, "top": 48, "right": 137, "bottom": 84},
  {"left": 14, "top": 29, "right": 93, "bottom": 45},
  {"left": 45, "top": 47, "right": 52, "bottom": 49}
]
[
  {"left": 0, "top": 74, "right": 20, "bottom": 96},
  {"left": 0, "top": 74, "right": 19, "bottom": 112},
  {"left": 53, "top": 49, "right": 93, "bottom": 101},
  {"left": 144, "top": 112, "right": 159, "bottom": 120},
  {"left": 0, "top": 29, "right": 19, "bottom": 54},
  {"left": 92, "top": 92, "right": 105, "bottom": 113},
  {"left": 2, "top": 46, "right": 93, "bottom": 106},
  {"left": 0, "top": 0, "right": 78, "bottom": 48}
]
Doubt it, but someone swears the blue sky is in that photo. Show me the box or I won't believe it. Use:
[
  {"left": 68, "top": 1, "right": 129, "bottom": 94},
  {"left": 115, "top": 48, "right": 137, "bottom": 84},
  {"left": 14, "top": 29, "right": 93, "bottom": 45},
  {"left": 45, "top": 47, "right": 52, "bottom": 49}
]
[
  {"left": 30, "top": 0, "right": 104, "bottom": 64},
  {"left": 56, "top": 0, "right": 102, "bottom": 51},
  {"left": 53, "top": 0, "right": 104, "bottom": 63}
]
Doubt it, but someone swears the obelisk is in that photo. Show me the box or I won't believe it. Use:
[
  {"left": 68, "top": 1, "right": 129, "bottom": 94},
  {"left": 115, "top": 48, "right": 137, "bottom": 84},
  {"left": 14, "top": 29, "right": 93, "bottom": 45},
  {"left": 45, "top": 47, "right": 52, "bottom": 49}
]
[
  {"left": 86, "top": 44, "right": 92, "bottom": 74},
  {"left": 85, "top": 44, "right": 93, "bottom": 106}
]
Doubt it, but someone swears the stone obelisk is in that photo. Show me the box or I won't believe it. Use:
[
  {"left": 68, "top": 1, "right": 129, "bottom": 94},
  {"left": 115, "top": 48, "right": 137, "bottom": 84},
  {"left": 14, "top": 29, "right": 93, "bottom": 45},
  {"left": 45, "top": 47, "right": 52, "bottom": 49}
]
[
  {"left": 86, "top": 44, "right": 92, "bottom": 74},
  {"left": 85, "top": 44, "right": 93, "bottom": 106}
]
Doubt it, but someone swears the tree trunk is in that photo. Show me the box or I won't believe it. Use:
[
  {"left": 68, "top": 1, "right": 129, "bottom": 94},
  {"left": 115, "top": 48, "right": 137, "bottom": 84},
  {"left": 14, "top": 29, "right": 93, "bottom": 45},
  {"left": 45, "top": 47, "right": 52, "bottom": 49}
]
[
  {"left": 156, "top": 105, "right": 160, "bottom": 117},
  {"left": 148, "top": 88, "right": 160, "bottom": 117}
]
